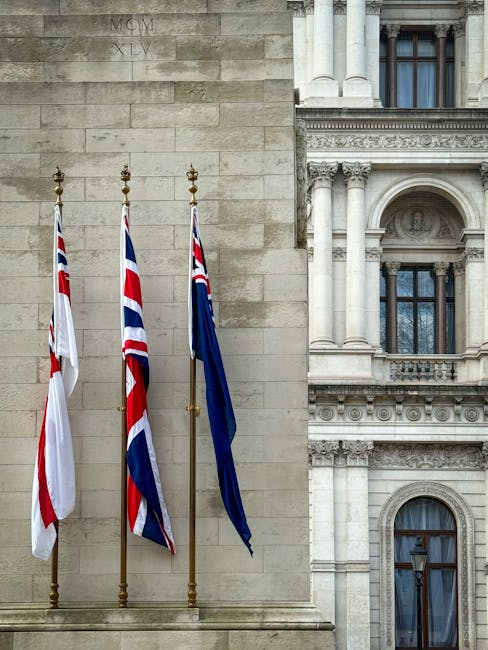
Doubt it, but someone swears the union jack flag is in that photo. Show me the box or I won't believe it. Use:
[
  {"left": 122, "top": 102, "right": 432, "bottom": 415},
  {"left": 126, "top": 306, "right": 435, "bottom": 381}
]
[
  {"left": 189, "top": 204, "right": 252, "bottom": 554},
  {"left": 121, "top": 204, "right": 175, "bottom": 553},
  {"left": 32, "top": 204, "right": 78, "bottom": 560}
]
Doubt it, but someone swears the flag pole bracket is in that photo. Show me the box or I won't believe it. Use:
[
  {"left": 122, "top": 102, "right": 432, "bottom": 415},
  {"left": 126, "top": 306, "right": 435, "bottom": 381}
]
[{"left": 186, "top": 404, "right": 200, "bottom": 416}]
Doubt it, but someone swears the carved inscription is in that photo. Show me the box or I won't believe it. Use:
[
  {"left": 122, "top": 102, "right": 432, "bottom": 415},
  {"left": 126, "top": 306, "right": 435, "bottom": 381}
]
[{"left": 111, "top": 15, "right": 153, "bottom": 58}]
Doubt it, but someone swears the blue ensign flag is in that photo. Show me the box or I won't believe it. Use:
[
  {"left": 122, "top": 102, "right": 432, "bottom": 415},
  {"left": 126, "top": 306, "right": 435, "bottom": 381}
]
[{"left": 189, "top": 204, "right": 252, "bottom": 555}]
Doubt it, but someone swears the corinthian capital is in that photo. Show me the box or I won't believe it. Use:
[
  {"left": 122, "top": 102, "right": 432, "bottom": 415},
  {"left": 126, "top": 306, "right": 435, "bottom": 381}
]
[
  {"left": 342, "top": 161, "right": 372, "bottom": 188},
  {"left": 309, "top": 440, "right": 340, "bottom": 467},
  {"left": 465, "top": 0, "right": 483, "bottom": 14},
  {"left": 287, "top": 1, "right": 306, "bottom": 17},
  {"left": 308, "top": 161, "right": 339, "bottom": 189},
  {"left": 342, "top": 440, "right": 374, "bottom": 466},
  {"left": 366, "top": 0, "right": 383, "bottom": 15},
  {"left": 385, "top": 23, "right": 400, "bottom": 39},
  {"left": 434, "top": 24, "right": 450, "bottom": 39}
]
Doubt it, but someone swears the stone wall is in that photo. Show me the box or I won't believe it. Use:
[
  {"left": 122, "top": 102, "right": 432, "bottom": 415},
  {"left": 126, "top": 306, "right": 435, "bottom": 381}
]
[{"left": 0, "top": 0, "right": 311, "bottom": 611}]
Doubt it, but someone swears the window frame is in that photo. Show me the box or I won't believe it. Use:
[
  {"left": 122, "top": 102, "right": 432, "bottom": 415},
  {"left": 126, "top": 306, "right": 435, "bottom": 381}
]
[
  {"left": 394, "top": 498, "right": 458, "bottom": 649},
  {"left": 380, "top": 263, "right": 455, "bottom": 355},
  {"left": 380, "top": 27, "right": 455, "bottom": 108}
]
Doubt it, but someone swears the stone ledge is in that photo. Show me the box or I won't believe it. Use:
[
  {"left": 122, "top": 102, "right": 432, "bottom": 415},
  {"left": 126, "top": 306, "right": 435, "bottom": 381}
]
[{"left": 0, "top": 603, "right": 334, "bottom": 632}]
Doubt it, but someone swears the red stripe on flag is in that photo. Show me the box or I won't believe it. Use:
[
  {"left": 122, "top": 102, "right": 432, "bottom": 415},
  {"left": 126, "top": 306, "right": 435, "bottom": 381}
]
[
  {"left": 37, "top": 397, "right": 57, "bottom": 528},
  {"left": 57, "top": 235, "right": 66, "bottom": 254},
  {"left": 127, "top": 475, "right": 142, "bottom": 531},
  {"left": 125, "top": 269, "right": 142, "bottom": 306},
  {"left": 58, "top": 269, "right": 70, "bottom": 297},
  {"left": 126, "top": 356, "right": 146, "bottom": 427}
]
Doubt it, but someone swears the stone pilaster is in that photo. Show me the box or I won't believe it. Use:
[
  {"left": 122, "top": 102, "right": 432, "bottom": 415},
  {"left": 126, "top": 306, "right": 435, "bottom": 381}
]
[
  {"left": 366, "top": 0, "right": 382, "bottom": 104},
  {"left": 343, "top": 441, "right": 373, "bottom": 650},
  {"left": 309, "top": 161, "right": 339, "bottom": 347},
  {"left": 289, "top": 2, "right": 307, "bottom": 101},
  {"left": 465, "top": 0, "right": 484, "bottom": 105},
  {"left": 343, "top": 162, "right": 371, "bottom": 347},
  {"left": 480, "top": 162, "right": 488, "bottom": 346}
]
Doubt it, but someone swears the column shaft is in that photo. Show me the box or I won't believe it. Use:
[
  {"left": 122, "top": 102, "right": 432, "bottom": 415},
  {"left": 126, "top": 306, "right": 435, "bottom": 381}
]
[
  {"left": 385, "top": 262, "right": 400, "bottom": 354},
  {"left": 309, "top": 162, "right": 338, "bottom": 347},
  {"left": 386, "top": 24, "right": 399, "bottom": 107},
  {"left": 435, "top": 25, "right": 448, "bottom": 108},
  {"left": 343, "top": 162, "right": 371, "bottom": 347},
  {"left": 345, "top": 0, "right": 367, "bottom": 80},
  {"left": 434, "top": 261, "right": 449, "bottom": 354},
  {"left": 313, "top": 0, "right": 334, "bottom": 79},
  {"left": 481, "top": 163, "right": 488, "bottom": 344}
]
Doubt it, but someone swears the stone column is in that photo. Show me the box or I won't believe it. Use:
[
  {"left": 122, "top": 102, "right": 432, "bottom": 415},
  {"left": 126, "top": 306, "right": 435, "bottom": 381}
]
[
  {"left": 309, "top": 162, "right": 339, "bottom": 347},
  {"left": 309, "top": 0, "right": 339, "bottom": 98},
  {"left": 313, "top": 0, "right": 334, "bottom": 79},
  {"left": 343, "top": 161, "right": 371, "bottom": 347},
  {"left": 463, "top": 239, "right": 484, "bottom": 350},
  {"left": 309, "top": 440, "right": 339, "bottom": 620},
  {"left": 304, "top": 0, "right": 315, "bottom": 92},
  {"left": 482, "top": 0, "right": 488, "bottom": 102},
  {"left": 385, "top": 261, "right": 401, "bottom": 353},
  {"left": 343, "top": 0, "right": 373, "bottom": 100},
  {"left": 333, "top": 0, "right": 347, "bottom": 89},
  {"left": 343, "top": 441, "right": 373, "bottom": 650},
  {"left": 465, "top": 0, "right": 484, "bottom": 106},
  {"left": 289, "top": 2, "right": 307, "bottom": 101},
  {"left": 480, "top": 162, "right": 488, "bottom": 345},
  {"left": 366, "top": 1, "right": 383, "bottom": 104},
  {"left": 365, "top": 244, "right": 382, "bottom": 347},
  {"left": 434, "top": 261, "right": 449, "bottom": 353},
  {"left": 454, "top": 259, "right": 466, "bottom": 352},
  {"left": 385, "top": 24, "right": 399, "bottom": 107},
  {"left": 435, "top": 24, "right": 449, "bottom": 107},
  {"left": 453, "top": 23, "right": 465, "bottom": 107}
]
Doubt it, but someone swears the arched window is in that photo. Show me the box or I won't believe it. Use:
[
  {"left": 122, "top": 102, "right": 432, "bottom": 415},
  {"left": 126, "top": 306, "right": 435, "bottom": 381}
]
[{"left": 394, "top": 497, "right": 457, "bottom": 648}]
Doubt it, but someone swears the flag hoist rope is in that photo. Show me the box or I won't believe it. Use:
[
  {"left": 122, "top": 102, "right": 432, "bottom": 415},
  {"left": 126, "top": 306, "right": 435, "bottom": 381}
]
[
  {"left": 49, "top": 166, "right": 64, "bottom": 609},
  {"left": 118, "top": 165, "right": 130, "bottom": 608},
  {"left": 186, "top": 165, "right": 200, "bottom": 608}
]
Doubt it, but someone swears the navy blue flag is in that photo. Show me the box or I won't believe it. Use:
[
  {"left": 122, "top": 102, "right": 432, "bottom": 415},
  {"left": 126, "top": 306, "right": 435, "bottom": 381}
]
[{"left": 189, "top": 204, "right": 252, "bottom": 555}]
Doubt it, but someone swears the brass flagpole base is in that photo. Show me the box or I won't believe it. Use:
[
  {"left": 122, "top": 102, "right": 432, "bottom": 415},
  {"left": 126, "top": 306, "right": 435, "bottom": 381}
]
[{"left": 49, "top": 521, "right": 59, "bottom": 609}]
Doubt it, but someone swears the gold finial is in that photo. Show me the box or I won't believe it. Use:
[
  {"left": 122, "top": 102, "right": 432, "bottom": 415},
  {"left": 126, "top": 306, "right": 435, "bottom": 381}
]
[
  {"left": 186, "top": 164, "right": 198, "bottom": 206},
  {"left": 53, "top": 166, "right": 64, "bottom": 206},
  {"left": 121, "top": 164, "right": 130, "bottom": 206}
]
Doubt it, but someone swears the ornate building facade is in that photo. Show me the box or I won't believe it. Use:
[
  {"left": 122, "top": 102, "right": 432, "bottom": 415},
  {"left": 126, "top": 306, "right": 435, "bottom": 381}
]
[{"left": 290, "top": 0, "right": 488, "bottom": 648}]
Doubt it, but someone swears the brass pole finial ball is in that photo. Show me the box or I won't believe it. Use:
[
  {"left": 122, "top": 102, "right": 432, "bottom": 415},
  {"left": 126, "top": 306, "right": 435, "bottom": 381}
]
[
  {"left": 53, "top": 166, "right": 64, "bottom": 205},
  {"left": 187, "top": 164, "right": 198, "bottom": 205}
]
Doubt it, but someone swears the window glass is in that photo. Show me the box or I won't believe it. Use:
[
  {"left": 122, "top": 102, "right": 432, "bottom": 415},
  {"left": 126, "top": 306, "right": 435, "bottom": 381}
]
[
  {"left": 428, "top": 536, "right": 456, "bottom": 563},
  {"left": 417, "top": 62, "right": 436, "bottom": 108},
  {"left": 380, "top": 301, "right": 386, "bottom": 351},
  {"left": 397, "top": 32, "right": 413, "bottom": 56},
  {"left": 380, "top": 60, "right": 387, "bottom": 107},
  {"left": 418, "top": 270, "right": 435, "bottom": 297},
  {"left": 446, "top": 61, "right": 455, "bottom": 107},
  {"left": 427, "top": 569, "right": 457, "bottom": 646},
  {"left": 395, "top": 497, "right": 455, "bottom": 530},
  {"left": 397, "top": 270, "right": 413, "bottom": 297},
  {"left": 417, "top": 31, "right": 436, "bottom": 56},
  {"left": 418, "top": 303, "right": 435, "bottom": 354},
  {"left": 397, "top": 303, "right": 414, "bottom": 353},
  {"left": 397, "top": 62, "right": 413, "bottom": 107}
]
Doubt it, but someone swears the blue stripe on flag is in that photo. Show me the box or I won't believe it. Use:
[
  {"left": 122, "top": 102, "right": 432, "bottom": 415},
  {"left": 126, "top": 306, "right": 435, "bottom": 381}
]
[
  {"left": 124, "top": 306, "right": 144, "bottom": 329},
  {"left": 125, "top": 231, "right": 136, "bottom": 263}
]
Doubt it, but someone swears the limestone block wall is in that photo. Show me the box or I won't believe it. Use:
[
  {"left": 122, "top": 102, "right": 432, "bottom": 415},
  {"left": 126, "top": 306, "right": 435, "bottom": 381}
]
[{"left": 0, "top": 0, "right": 310, "bottom": 605}]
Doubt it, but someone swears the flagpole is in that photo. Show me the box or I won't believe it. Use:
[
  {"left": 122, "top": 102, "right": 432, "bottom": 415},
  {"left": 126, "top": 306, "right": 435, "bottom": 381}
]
[
  {"left": 118, "top": 165, "right": 130, "bottom": 608},
  {"left": 186, "top": 165, "right": 200, "bottom": 608},
  {"left": 48, "top": 166, "right": 65, "bottom": 609}
]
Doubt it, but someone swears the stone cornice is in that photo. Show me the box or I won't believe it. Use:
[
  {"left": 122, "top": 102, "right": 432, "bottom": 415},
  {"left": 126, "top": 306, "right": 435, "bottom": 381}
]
[{"left": 298, "top": 108, "right": 488, "bottom": 132}]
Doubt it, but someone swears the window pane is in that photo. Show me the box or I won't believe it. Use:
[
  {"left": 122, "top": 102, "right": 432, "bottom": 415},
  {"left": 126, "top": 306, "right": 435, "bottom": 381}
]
[
  {"left": 380, "top": 60, "right": 387, "bottom": 106},
  {"left": 380, "top": 301, "right": 387, "bottom": 351},
  {"left": 418, "top": 303, "right": 435, "bottom": 354},
  {"left": 395, "top": 568, "right": 417, "bottom": 648},
  {"left": 395, "top": 498, "right": 455, "bottom": 531},
  {"left": 447, "top": 301, "right": 455, "bottom": 354},
  {"left": 397, "top": 63, "right": 413, "bottom": 107},
  {"left": 417, "top": 32, "right": 436, "bottom": 57},
  {"left": 397, "top": 270, "right": 413, "bottom": 297},
  {"left": 395, "top": 534, "right": 419, "bottom": 562},
  {"left": 446, "top": 270, "right": 454, "bottom": 298},
  {"left": 446, "top": 35, "right": 454, "bottom": 57},
  {"left": 428, "top": 535, "right": 456, "bottom": 563},
  {"left": 398, "top": 302, "right": 414, "bottom": 353},
  {"left": 380, "top": 35, "right": 388, "bottom": 57},
  {"left": 397, "top": 32, "right": 413, "bottom": 56},
  {"left": 417, "top": 62, "right": 436, "bottom": 108},
  {"left": 428, "top": 569, "right": 457, "bottom": 647},
  {"left": 446, "top": 61, "right": 455, "bottom": 107},
  {"left": 418, "top": 270, "right": 435, "bottom": 297}
]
